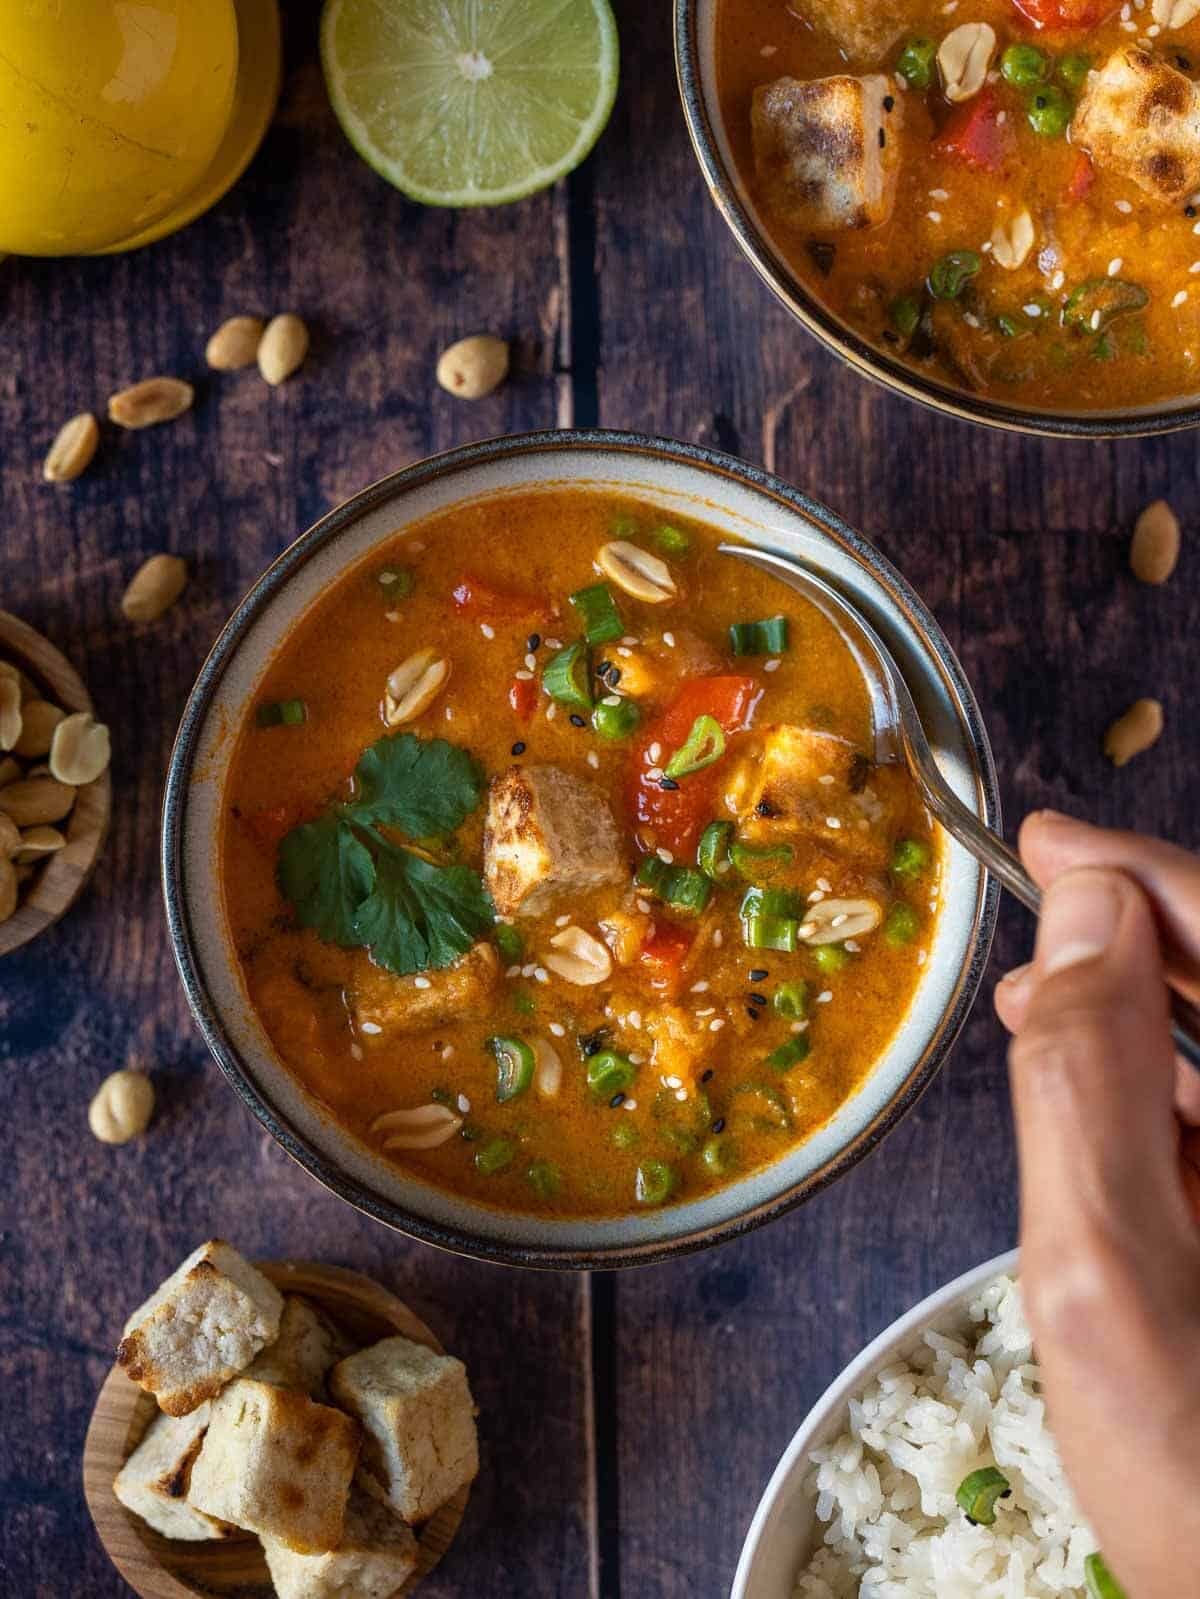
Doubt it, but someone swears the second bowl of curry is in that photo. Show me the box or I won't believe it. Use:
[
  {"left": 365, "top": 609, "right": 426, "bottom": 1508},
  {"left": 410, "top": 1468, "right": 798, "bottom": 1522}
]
[
  {"left": 677, "top": 0, "right": 1200, "bottom": 436},
  {"left": 163, "top": 430, "right": 998, "bottom": 1268}
]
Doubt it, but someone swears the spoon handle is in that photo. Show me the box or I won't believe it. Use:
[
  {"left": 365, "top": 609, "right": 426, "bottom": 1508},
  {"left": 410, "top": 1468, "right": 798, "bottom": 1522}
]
[{"left": 917, "top": 760, "right": 1200, "bottom": 1072}]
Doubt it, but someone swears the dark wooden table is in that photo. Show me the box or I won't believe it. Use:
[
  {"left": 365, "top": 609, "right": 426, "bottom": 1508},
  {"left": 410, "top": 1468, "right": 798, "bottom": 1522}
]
[{"left": 2, "top": 6, "right": 1196, "bottom": 1595}]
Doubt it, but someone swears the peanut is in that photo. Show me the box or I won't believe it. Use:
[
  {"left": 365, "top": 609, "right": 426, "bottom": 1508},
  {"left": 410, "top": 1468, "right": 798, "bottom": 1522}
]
[
  {"left": 122, "top": 553, "right": 188, "bottom": 623},
  {"left": 258, "top": 313, "right": 309, "bottom": 385},
  {"left": 88, "top": 1070, "right": 155, "bottom": 1144},
  {"left": 43, "top": 412, "right": 99, "bottom": 483},
  {"left": 1104, "top": 698, "right": 1164, "bottom": 767},
  {"left": 108, "top": 377, "right": 194, "bottom": 430},
  {"left": 13, "top": 700, "right": 65, "bottom": 759},
  {"left": 0, "top": 776, "right": 77, "bottom": 827},
  {"left": 1130, "top": 500, "right": 1180, "bottom": 585},
  {"left": 206, "top": 315, "right": 265, "bottom": 371},
  {"left": 436, "top": 335, "right": 509, "bottom": 400}
]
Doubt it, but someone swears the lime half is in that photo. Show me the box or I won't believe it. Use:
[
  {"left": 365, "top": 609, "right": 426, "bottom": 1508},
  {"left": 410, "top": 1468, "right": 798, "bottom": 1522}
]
[{"left": 321, "top": 0, "right": 619, "bottom": 207}]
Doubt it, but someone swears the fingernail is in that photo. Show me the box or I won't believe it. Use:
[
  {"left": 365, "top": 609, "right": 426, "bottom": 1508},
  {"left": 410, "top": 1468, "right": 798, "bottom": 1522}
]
[
  {"left": 999, "top": 962, "right": 1034, "bottom": 992},
  {"left": 1038, "top": 870, "right": 1122, "bottom": 975}
]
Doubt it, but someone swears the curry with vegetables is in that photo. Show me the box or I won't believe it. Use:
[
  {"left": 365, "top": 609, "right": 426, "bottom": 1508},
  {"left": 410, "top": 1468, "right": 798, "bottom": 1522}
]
[
  {"left": 715, "top": 0, "right": 1200, "bottom": 410},
  {"left": 220, "top": 491, "right": 941, "bottom": 1219}
]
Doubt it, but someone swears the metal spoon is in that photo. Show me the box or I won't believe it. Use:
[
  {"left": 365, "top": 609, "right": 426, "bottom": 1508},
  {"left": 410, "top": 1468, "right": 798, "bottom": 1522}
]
[{"left": 720, "top": 541, "right": 1200, "bottom": 1070}]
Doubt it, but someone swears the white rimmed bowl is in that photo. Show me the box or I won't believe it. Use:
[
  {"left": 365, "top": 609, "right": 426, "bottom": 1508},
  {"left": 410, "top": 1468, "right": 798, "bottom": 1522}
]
[
  {"left": 733, "top": 1248, "right": 1021, "bottom": 1598},
  {"left": 162, "top": 429, "right": 1000, "bottom": 1269}
]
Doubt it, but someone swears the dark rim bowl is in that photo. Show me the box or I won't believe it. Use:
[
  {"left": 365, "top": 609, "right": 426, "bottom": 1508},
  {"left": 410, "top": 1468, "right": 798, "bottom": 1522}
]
[
  {"left": 162, "top": 429, "right": 1000, "bottom": 1270},
  {"left": 674, "top": 0, "right": 1200, "bottom": 440}
]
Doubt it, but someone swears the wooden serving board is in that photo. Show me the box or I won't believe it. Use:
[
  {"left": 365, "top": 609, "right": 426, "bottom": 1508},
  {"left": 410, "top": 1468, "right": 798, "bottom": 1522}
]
[{"left": 81, "top": 1262, "right": 470, "bottom": 1599}]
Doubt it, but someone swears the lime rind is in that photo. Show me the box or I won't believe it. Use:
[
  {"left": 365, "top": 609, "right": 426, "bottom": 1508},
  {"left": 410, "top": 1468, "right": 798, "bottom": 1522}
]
[{"left": 320, "top": 0, "right": 619, "bottom": 207}]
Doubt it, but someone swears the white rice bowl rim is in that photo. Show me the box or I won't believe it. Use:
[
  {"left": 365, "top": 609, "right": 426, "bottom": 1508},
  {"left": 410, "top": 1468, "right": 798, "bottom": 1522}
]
[{"left": 733, "top": 1247, "right": 1022, "bottom": 1599}]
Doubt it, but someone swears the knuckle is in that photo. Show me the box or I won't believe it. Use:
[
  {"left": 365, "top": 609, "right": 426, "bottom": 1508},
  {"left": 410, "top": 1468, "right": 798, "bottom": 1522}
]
[{"left": 1009, "top": 1001, "right": 1115, "bottom": 1093}]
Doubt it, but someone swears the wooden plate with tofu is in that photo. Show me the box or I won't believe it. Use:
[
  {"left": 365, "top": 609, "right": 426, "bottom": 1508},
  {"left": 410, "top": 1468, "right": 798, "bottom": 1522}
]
[{"left": 83, "top": 1256, "right": 472, "bottom": 1599}]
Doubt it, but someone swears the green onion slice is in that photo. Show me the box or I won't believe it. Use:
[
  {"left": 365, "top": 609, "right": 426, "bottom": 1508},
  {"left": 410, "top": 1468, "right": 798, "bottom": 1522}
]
[
  {"left": 955, "top": 1467, "right": 1011, "bottom": 1526},
  {"left": 728, "top": 616, "right": 789, "bottom": 657},
  {"left": 766, "top": 1035, "right": 810, "bottom": 1072},
  {"left": 885, "top": 903, "right": 920, "bottom": 946},
  {"left": 895, "top": 36, "right": 936, "bottom": 89},
  {"left": 698, "top": 819, "right": 734, "bottom": 879},
  {"left": 569, "top": 582, "right": 624, "bottom": 645},
  {"left": 494, "top": 923, "right": 523, "bottom": 964},
  {"left": 740, "top": 885, "right": 805, "bottom": 920},
  {"left": 1084, "top": 1554, "right": 1128, "bottom": 1599},
  {"left": 730, "top": 840, "right": 795, "bottom": 881},
  {"left": 376, "top": 567, "right": 413, "bottom": 602},
  {"left": 812, "top": 943, "right": 848, "bottom": 974},
  {"left": 663, "top": 714, "right": 726, "bottom": 780},
  {"left": 701, "top": 1134, "right": 735, "bottom": 1174},
  {"left": 474, "top": 1136, "right": 515, "bottom": 1175},
  {"left": 743, "top": 914, "right": 799, "bottom": 953},
  {"left": 928, "top": 251, "right": 982, "bottom": 302},
  {"left": 636, "top": 855, "right": 712, "bottom": 915},
  {"left": 488, "top": 1035, "right": 535, "bottom": 1103},
  {"left": 1063, "top": 278, "right": 1149, "bottom": 333},
  {"left": 891, "top": 837, "right": 931, "bottom": 881},
  {"left": 587, "top": 1049, "right": 637, "bottom": 1099},
  {"left": 635, "top": 1158, "right": 676, "bottom": 1206},
  {"left": 256, "top": 698, "right": 308, "bottom": 728},
  {"left": 525, "top": 1158, "right": 561, "bottom": 1199},
  {"left": 772, "top": 980, "right": 809, "bottom": 1019},
  {"left": 542, "top": 640, "right": 593, "bottom": 709}
]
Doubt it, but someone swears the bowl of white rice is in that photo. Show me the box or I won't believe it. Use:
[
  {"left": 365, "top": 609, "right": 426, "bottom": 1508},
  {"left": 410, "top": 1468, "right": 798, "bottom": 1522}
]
[{"left": 733, "top": 1250, "right": 1115, "bottom": 1599}]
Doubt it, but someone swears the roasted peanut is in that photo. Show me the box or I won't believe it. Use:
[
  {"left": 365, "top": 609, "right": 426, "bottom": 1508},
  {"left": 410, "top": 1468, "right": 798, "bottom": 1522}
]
[
  {"left": 108, "top": 377, "right": 194, "bottom": 429},
  {"left": 1130, "top": 500, "right": 1180, "bottom": 585},
  {"left": 13, "top": 700, "right": 65, "bottom": 759},
  {"left": 206, "top": 315, "right": 265, "bottom": 371},
  {"left": 436, "top": 335, "right": 510, "bottom": 400},
  {"left": 122, "top": 553, "right": 188, "bottom": 623},
  {"left": 0, "top": 776, "right": 76, "bottom": 827},
  {"left": 88, "top": 1070, "right": 155, "bottom": 1144},
  {"left": 49, "top": 712, "right": 111, "bottom": 786},
  {"left": 1104, "top": 698, "right": 1164, "bottom": 766},
  {"left": 258, "top": 313, "right": 309, "bottom": 385},
  {"left": 43, "top": 412, "right": 99, "bottom": 483},
  {"left": 14, "top": 825, "right": 65, "bottom": 863},
  {"left": 0, "top": 676, "right": 21, "bottom": 751},
  {"left": 596, "top": 540, "right": 677, "bottom": 604},
  {"left": 0, "top": 858, "right": 16, "bottom": 923}
]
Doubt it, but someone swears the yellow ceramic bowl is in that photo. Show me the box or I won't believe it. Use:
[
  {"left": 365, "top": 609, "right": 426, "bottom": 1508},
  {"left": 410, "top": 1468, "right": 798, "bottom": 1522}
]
[{"left": 0, "top": 0, "right": 237, "bottom": 256}]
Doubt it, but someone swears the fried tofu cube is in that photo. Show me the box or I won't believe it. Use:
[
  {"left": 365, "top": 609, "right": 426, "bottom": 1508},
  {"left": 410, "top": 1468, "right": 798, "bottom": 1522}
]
[
  {"left": 1072, "top": 47, "right": 1200, "bottom": 205},
  {"left": 113, "top": 1406, "right": 234, "bottom": 1542},
  {"left": 243, "top": 1295, "right": 352, "bottom": 1398},
  {"left": 187, "top": 1378, "right": 360, "bottom": 1554},
  {"left": 329, "top": 1337, "right": 479, "bottom": 1525},
  {"left": 118, "top": 1240, "right": 284, "bottom": 1416},
  {"left": 483, "top": 764, "right": 626, "bottom": 917},
  {"left": 789, "top": 0, "right": 910, "bottom": 61},
  {"left": 352, "top": 942, "right": 499, "bottom": 1039},
  {"left": 739, "top": 726, "right": 869, "bottom": 844},
  {"left": 752, "top": 75, "right": 904, "bottom": 232},
  {"left": 261, "top": 1484, "right": 420, "bottom": 1599}
]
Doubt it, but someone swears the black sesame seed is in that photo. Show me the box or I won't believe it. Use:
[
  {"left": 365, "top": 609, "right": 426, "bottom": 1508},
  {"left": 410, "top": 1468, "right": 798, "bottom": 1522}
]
[
  {"left": 596, "top": 659, "right": 612, "bottom": 677},
  {"left": 527, "top": 633, "right": 541, "bottom": 652},
  {"left": 610, "top": 1091, "right": 626, "bottom": 1109},
  {"left": 660, "top": 776, "right": 680, "bottom": 791},
  {"left": 746, "top": 1006, "right": 761, "bottom": 1021},
  {"left": 569, "top": 713, "right": 586, "bottom": 727},
  {"left": 701, "top": 1068, "right": 714, "bottom": 1084},
  {"left": 748, "top": 968, "right": 768, "bottom": 982},
  {"left": 711, "top": 1118, "right": 726, "bottom": 1135},
  {"left": 878, "top": 128, "right": 886, "bottom": 149},
  {"left": 1188, "top": 205, "right": 1198, "bottom": 219},
  {"left": 511, "top": 741, "right": 526, "bottom": 756},
  {"left": 749, "top": 992, "right": 768, "bottom": 1007},
  {"left": 606, "top": 666, "right": 622, "bottom": 686},
  {"left": 883, "top": 94, "right": 895, "bottom": 112},
  {"left": 755, "top": 800, "right": 776, "bottom": 818}
]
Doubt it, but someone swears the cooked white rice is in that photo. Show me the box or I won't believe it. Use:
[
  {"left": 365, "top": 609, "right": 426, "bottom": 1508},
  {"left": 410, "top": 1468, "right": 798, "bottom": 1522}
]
[{"left": 794, "top": 1275, "right": 1099, "bottom": 1598}]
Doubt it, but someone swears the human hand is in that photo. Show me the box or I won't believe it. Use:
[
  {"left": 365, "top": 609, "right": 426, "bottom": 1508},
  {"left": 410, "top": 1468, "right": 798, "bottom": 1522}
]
[{"left": 994, "top": 811, "right": 1200, "bottom": 1599}]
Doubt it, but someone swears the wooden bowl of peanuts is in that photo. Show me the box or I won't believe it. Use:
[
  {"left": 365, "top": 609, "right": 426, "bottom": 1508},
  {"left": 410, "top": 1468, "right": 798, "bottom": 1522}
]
[{"left": 0, "top": 610, "right": 112, "bottom": 956}]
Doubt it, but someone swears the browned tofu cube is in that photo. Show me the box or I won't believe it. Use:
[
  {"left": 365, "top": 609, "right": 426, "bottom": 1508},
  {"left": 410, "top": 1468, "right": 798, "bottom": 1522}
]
[
  {"left": 483, "top": 764, "right": 626, "bottom": 917},
  {"left": 261, "top": 1485, "right": 420, "bottom": 1599},
  {"left": 1073, "top": 47, "right": 1200, "bottom": 205},
  {"left": 739, "top": 726, "right": 870, "bottom": 846},
  {"left": 351, "top": 942, "right": 499, "bottom": 1039},
  {"left": 789, "top": 0, "right": 910, "bottom": 61},
  {"left": 113, "top": 1407, "right": 234, "bottom": 1542},
  {"left": 752, "top": 75, "right": 904, "bottom": 232}
]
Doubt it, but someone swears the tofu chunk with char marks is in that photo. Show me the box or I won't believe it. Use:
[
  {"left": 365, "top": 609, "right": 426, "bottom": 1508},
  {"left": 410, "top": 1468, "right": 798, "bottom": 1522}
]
[
  {"left": 752, "top": 75, "right": 904, "bottom": 233},
  {"left": 484, "top": 764, "right": 626, "bottom": 918},
  {"left": 1072, "top": 47, "right": 1200, "bottom": 206},
  {"left": 738, "top": 725, "right": 883, "bottom": 860},
  {"left": 352, "top": 942, "right": 499, "bottom": 1038},
  {"left": 789, "top": 0, "right": 911, "bottom": 62},
  {"left": 113, "top": 1406, "right": 235, "bottom": 1542}
]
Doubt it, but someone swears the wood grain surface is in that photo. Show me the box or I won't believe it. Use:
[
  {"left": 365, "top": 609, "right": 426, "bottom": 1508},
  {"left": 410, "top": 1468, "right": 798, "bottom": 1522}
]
[{"left": 1, "top": 4, "right": 1196, "bottom": 1598}]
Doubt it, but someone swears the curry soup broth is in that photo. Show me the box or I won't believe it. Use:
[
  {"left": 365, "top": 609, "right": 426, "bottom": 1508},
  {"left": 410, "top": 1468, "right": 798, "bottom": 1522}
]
[
  {"left": 220, "top": 490, "right": 940, "bottom": 1219},
  {"left": 715, "top": 2, "right": 1200, "bottom": 410}
]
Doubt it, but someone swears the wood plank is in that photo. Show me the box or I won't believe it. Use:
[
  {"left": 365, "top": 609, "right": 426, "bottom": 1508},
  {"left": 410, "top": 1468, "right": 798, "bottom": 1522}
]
[
  {"left": 0, "top": 10, "right": 590, "bottom": 1596},
  {"left": 594, "top": 2, "right": 1199, "bottom": 1593}
]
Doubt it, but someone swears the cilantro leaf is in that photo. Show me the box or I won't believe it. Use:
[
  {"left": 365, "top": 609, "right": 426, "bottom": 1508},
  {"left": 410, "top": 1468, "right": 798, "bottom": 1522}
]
[
  {"left": 353, "top": 847, "right": 494, "bottom": 976},
  {"left": 349, "top": 733, "right": 483, "bottom": 837},
  {"left": 277, "top": 815, "right": 375, "bottom": 946}
]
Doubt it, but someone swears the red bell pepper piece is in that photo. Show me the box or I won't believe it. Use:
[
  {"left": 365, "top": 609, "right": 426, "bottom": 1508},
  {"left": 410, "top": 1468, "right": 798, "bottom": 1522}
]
[
  {"left": 628, "top": 675, "right": 761, "bottom": 857},
  {"left": 639, "top": 920, "right": 695, "bottom": 995},
  {"left": 933, "top": 87, "right": 1010, "bottom": 175},
  {"left": 243, "top": 803, "right": 306, "bottom": 852},
  {"left": 1010, "top": 0, "right": 1117, "bottom": 28},
  {"left": 1065, "top": 151, "right": 1095, "bottom": 202},
  {"left": 451, "top": 573, "right": 548, "bottom": 622},
  {"left": 508, "top": 675, "right": 538, "bottom": 720}
]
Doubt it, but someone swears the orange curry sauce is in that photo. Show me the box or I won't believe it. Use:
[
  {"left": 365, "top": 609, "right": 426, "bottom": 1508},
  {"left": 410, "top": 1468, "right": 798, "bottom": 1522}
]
[
  {"left": 220, "top": 491, "right": 941, "bottom": 1218},
  {"left": 716, "top": 1, "right": 1200, "bottom": 409}
]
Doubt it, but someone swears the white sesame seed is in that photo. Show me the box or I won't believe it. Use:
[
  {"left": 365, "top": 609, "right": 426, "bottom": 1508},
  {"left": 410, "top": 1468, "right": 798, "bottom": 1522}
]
[
  {"left": 587, "top": 751, "right": 600, "bottom": 769},
  {"left": 385, "top": 610, "right": 399, "bottom": 623},
  {"left": 545, "top": 637, "right": 563, "bottom": 650},
  {"left": 414, "top": 976, "right": 431, "bottom": 990},
  {"left": 546, "top": 703, "right": 557, "bottom": 720},
  {"left": 695, "top": 1007, "right": 715, "bottom": 1018},
  {"left": 480, "top": 622, "right": 495, "bottom": 639},
  {"left": 549, "top": 1022, "right": 565, "bottom": 1037},
  {"left": 408, "top": 540, "right": 425, "bottom": 554},
  {"left": 709, "top": 1018, "right": 725, "bottom": 1031},
  {"left": 602, "top": 694, "right": 621, "bottom": 707},
  {"left": 712, "top": 929, "right": 723, "bottom": 947},
  {"left": 798, "top": 922, "right": 817, "bottom": 939},
  {"left": 1115, "top": 199, "right": 1133, "bottom": 214},
  {"left": 457, "top": 1091, "right": 470, "bottom": 1110},
  {"left": 790, "top": 1020, "right": 810, "bottom": 1034},
  {"left": 524, "top": 653, "right": 537, "bottom": 671},
  {"left": 662, "top": 631, "right": 676, "bottom": 647},
  {"left": 817, "top": 990, "right": 833, "bottom": 1004},
  {"left": 636, "top": 897, "right": 651, "bottom": 913},
  {"left": 664, "top": 1074, "right": 682, "bottom": 1088},
  {"left": 831, "top": 913, "right": 848, "bottom": 928},
  {"left": 624, "top": 1098, "right": 638, "bottom": 1110},
  {"left": 918, "top": 950, "right": 928, "bottom": 966},
  {"left": 927, "top": 210, "right": 943, "bottom": 224},
  {"left": 656, "top": 847, "right": 674, "bottom": 863},
  {"left": 350, "top": 1043, "right": 363, "bottom": 1060},
  {"left": 505, "top": 964, "right": 520, "bottom": 978},
  {"left": 844, "top": 939, "right": 861, "bottom": 953},
  {"left": 929, "top": 187, "right": 949, "bottom": 200},
  {"left": 361, "top": 1021, "right": 381, "bottom": 1035},
  {"left": 818, "top": 774, "right": 835, "bottom": 786},
  {"left": 1051, "top": 270, "right": 1065, "bottom": 291},
  {"left": 826, "top": 816, "right": 842, "bottom": 830},
  {"left": 1174, "top": 290, "right": 1189, "bottom": 308},
  {"left": 621, "top": 635, "right": 637, "bottom": 646},
  {"left": 514, "top": 669, "right": 533, "bottom": 681},
  {"left": 645, "top": 765, "right": 664, "bottom": 782},
  {"left": 522, "top": 963, "right": 536, "bottom": 977},
  {"left": 690, "top": 980, "right": 710, "bottom": 993},
  {"left": 763, "top": 658, "right": 781, "bottom": 673},
  {"left": 808, "top": 889, "right": 826, "bottom": 903},
  {"left": 534, "top": 967, "right": 549, "bottom": 984},
  {"left": 647, "top": 741, "right": 662, "bottom": 763},
  {"left": 817, "top": 878, "right": 832, "bottom": 892},
  {"left": 629, "top": 1009, "right": 643, "bottom": 1029},
  {"left": 617, "top": 646, "right": 632, "bottom": 658},
  {"left": 555, "top": 913, "right": 570, "bottom": 926},
  {"left": 444, "top": 706, "right": 454, "bottom": 720},
  {"left": 629, "top": 1052, "right": 644, "bottom": 1065},
  {"left": 1023, "top": 304, "right": 1043, "bottom": 318},
  {"left": 1107, "top": 257, "right": 1124, "bottom": 277},
  {"left": 675, "top": 1088, "right": 688, "bottom": 1101}
]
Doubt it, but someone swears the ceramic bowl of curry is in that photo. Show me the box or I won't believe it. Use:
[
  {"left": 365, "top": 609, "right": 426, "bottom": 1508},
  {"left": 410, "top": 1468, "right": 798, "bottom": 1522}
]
[
  {"left": 163, "top": 429, "right": 999, "bottom": 1269},
  {"left": 676, "top": 0, "right": 1200, "bottom": 438}
]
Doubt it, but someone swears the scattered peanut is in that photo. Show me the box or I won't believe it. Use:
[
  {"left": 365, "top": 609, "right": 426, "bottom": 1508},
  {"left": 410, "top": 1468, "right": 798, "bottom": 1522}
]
[
  {"left": 42, "top": 412, "right": 100, "bottom": 483},
  {"left": 0, "top": 757, "right": 20, "bottom": 788},
  {"left": 14, "top": 825, "right": 66, "bottom": 863},
  {"left": 1130, "top": 500, "right": 1180, "bottom": 585},
  {"left": 938, "top": 23, "right": 995, "bottom": 102},
  {"left": 0, "top": 858, "right": 16, "bottom": 923},
  {"left": 13, "top": 700, "right": 65, "bottom": 759},
  {"left": 1154, "top": 0, "right": 1200, "bottom": 27},
  {"left": 436, "top": 334, "right": 510, "bottom": 400},
  {"left": 370, "top": 1103, "right": 463, "bottom": 1151},
  {"left": 990, "top": 210, "right": 1035, "bottom": 272},
  {"left": 122, "top": 553, "right": 188, "bottom": 623},
  {"left": 88, "top": 1069, "right": 155, "bottom": 1145},
  {"left": 50, "top": 712, "right": 112, "bottom": 786},
  {"left": 258, "top": 313, "right": 310, "bottom": 385},
  {"left": 108, "top": 376, "right": 195, "bottom": 430},
  {"left": 0, "top": 775, "right": 77, "bottom": 827},
  {"left": 0, "top": 676, "right": 21, "bottom": 751},
  {"left": 799, "top": 898, "right": 883, "bottom": 945},
  {"left": 543, "top": 925, "right": 613, "bottom": 985},
  {"left": 0, "top": 814, "right": 20, "bottom": 857},
  {"left": 206, "top": 315, "right": 265, "bottom": 371},
  {"left": 384, "top": 649, "right": 451, "bottom": 726},
  {"left": 1104, "top": 698, "right": 1164, "bottom": 767},
  {"left": 596, "top": 540, "right": 677, "bottom": 604}
]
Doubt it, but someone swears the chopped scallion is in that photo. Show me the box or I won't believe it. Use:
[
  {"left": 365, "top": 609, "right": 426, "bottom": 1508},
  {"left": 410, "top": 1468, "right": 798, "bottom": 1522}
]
[
  {"left": 525, "top": 1158, "right": 561, "bottom": 1199},
  {"left": 740, "top": 885, "right": 806, "bottom": 920},
  {"left": 474, "top": 1136, "right": 515, "bottom": 1175},
  {"left": 730, "top": 840, "right": 794, "bottom": 881},
  {"left": 885, "top": 903, "right": 920, "bottom": 946},
  {"left": 728, "top": 616, "right": 789, "bottom": 657},
  {"left": 955, "top": 1467, "right": 1011, "bottom": 1527},
  {"left": 637, "top": 855, "right": 712, "bottom": 915},
  {"left": 652, "top": 524, "right": 690, "bottom": 557},
  {"left": 488, "top": 1035, "right": 535, "bottom": 1103},
  {"left": 376, "top": 567, "right": 413, "bottom": 601},
  {"left": 1084, "top": 1554, "right": 1127, "bottom": 1599},
  {"left": 494, "top": 923, "right": 523, "bottom": 964},
  {"left": 569, "top": 582, "right": 624, "bottom": 645},
  {"left": 664, "top": 714, "right": 726, "bottom": 779},
  {"left": 701, "top": 1134, "right": 735, "bottom": 1174},
  {"left": 256, "top": 698, "right": 308, "bottom": 728},
  {"left": 698, "top": 819, "right": 734, "bottom": 879},
  {"left": 766, "top": 1035, "right": 811, "bottom": 1072},
  {"left": 743, "top": 914, "right": 799, "bottom": 953},
  {"left": 772, "top": 980, "right": 809, "bottom": 1019},
  {"left": 542, "top": 640, "right": 593, "bottom": 710},
  {"left": 890, "top": 838, "right": 931, "bottom": 881},
  {"left": 812, "top": 944, "right": 848, "bottom": 974}
]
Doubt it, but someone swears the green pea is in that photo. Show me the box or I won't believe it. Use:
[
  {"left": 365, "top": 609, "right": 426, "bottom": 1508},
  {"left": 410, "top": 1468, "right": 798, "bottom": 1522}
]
[
  {"left": 525, "top": 1158, "right": 561, "bottom": 1199},
  {"left": 1000, "top": 43, "right": 1049, "bottom": 88},
  {"left": 889, "top": 295, "right": 922, "bottom": 340},
  {"left": 611, "top": 1120, "right": 639, "bottom": 1150},
  {"left": 772, "top": 980, "right": 809, "bottom": 1019},
  {"left": 701, "top": 1135, "right": 736, "bottom": 1176},
  {"left": 591, "top": 697, "right": 641, "bottom": 741},
  {"left": 1027, "top": 84, "right": 1073, "bottom": 139},
  {"left": 494, "top": 922, "right": 523, "bottom": 963},
  {"left": 885, "top": 904, "right": 921, "bottom": 947},
  {"left": 474, "top": 1137, "right": 515, "bottom": 1176},
  {"left": 895, "top": 36, "right": 936, "bottom": 89},
  {"left": 928, "top": 251, "right": 982, "bottom": 301},
  {"left": 1057, "top": 53, "right": 1092, "bottom": 94},
  {"left": 635, "top": 1159, "right": 676, "bottom": 1206},
  {"left": 891, "top": 837, "right": 931, "bottom": 882},
  {"left": 812, "top": 944, "right": 849, "bottom": 975}
]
